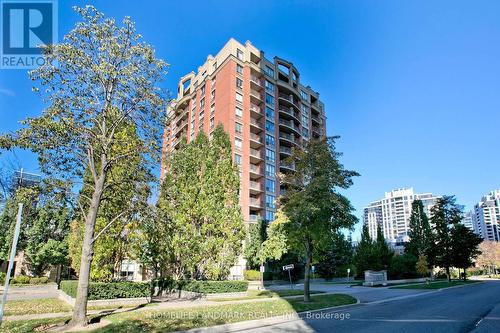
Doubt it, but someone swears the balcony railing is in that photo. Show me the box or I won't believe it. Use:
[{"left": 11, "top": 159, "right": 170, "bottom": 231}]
[
  {"left": 250, "top": 148, "right": 262, "bottom": 159},
  {"left": 250, "top": 118, "right": 262, "bottom": 128},
  {"left": 279, "top": 118, "right": 300, "bottom": 132},
  {"left": 278, "top": 93, "right": 300, "bottom": 106},
  {"left": 249, "top": 164, "right": 261, "bottom": 174},
  {"left": 278, "top": 106, "right": 300, "bottom": 119},
  {"left": 249, "top": 197, "right": 262, "bottom": 207},
  {"left": 250, "top": 75, "right": 262, "bottom": 86},
  {"left": 279, "top": 132, "right": 297, "bottom": 144},
  {"left": 280, "top": 146, "right": 292, "bottom": 155},
  {"left": 249, "top": 214, "right": 261, "bottom": 222},
  {"left": 280, "top": 162, "right": 296, "bottom": 171},
  {"left": 250, "top": 133, "right": 262, "bottom": 144},
  {"left": 250, "top": 104, "right": 262, "bottom": 115},
  {"left": 250, "top": 89, "right": 262, "bottom": 100},
  {"left": 249, "top": 180, "right": 262, "bottom": 191}
]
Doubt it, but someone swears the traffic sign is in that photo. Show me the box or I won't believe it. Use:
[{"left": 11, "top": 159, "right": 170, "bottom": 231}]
[{"left": 282, "top": 264, "right": 294, "bottom": 271}]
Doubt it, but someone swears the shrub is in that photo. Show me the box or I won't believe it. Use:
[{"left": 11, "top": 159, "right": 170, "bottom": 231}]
[
  {"left": 388, "top": 254, "right": 418, "bottom": 280},
  {"left": 11, "top": 275, "right": 31, "bottom": 284},
  {"left": 178, "top": 280, "right": 248, "bottom": 294},
  {"left": 60, "top": 280, "right": 150, "bottom": 300},
  {"left": 29, "top": 277, "right": 49, "bottom": 284},
  {"left": 243, "top": 270, "right": 261, "bottom": 281},
  {"left": 0, "top": 272, "right": 5, "bottom": 284}
]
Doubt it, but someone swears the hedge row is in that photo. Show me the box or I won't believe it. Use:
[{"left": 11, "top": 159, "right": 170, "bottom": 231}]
[
  {"left": 243, "top": 270, "right": 261, "bottom": 281},
  {"left": 152, "top": 277, "right": 248, "bottom": 294},
  {"left": 60, "top": 280, "right": 150, "bottom": 300},
  {"left": 0, "top": 274, "right": 50, "bottom": 285}
]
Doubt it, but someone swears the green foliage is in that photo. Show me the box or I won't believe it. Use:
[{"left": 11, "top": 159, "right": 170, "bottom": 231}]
[
  {"left": 374, "top": 225, "right": 394, "bottom": 270},
  {"left": 60, "top": 280, "right": 150, "bottom": 299},
  {"left": 450, "top": 223, "right": 482, "bottom": 278},
  {"left": 316, "top": 233, "right": 353, "bottom": 279},
  {"left": 10, "top": 276, "right": 50, "bottom": 285},
  {"left": 179, "top": 280, "right": 248, "bottom": 294},
  {"left": 0, "top": 272, "right": 5, "bottom": 284},
  {"left": 158, "top": 126, "right": 244, "bottom": 280},
  {"left": 353, "top": 224, "right": 375, "bottom": 277},
  {"left": 430, "top": 196, "right": 464, "bottom": 280},
  {"left": 406, "top": 200, "right": 433, "bottom": 262},
  {"left": 68, "top": 124, "right": 152, "bottom": 282},
  {"left": 244, "top": 219, "right": 265, "bottom": 269},
  {"left": 243, "top": 270, "right": 261, "bottom": 281},
  {"left": 416, "top": 254, "right": 430, "bottom": 276},
  {"left": 279, "top": 137, "right": 359, "bottom": 300},
  {"left": 258, "top": 209, "right": 289, "bottom": 264},
  {"left": 388, "top": 253, "right": 418, "bottom": 279}
]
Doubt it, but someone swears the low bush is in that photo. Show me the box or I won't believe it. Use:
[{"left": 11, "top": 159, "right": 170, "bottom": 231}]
[
  {"left": 179, "top": 280, "right": 248, "bottom": 294},
  {"left": 244, "top": 270, "right": 261, "bottom": 281},
  {"left": 29, "top": 277, "right": 49, "bottom": 284},
  {"left": 60, "top": 280, "right": 150, "bottom": 300},
  {"left": 0, "top": 272, "right": 5, "bottom": 284},
  {"left": 11, "top": 275, "right": 31, "bottom": 284}
]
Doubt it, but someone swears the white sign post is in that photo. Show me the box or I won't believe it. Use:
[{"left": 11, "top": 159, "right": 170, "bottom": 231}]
[
  {"left": 0, "top": 203, "right": 23, "bottom": 326},
  {"left": 282, "top": 264, "right": 294, "bottom": 289},
  {"left": 347, "top": 268, "right": 351, "bottom": 281}
]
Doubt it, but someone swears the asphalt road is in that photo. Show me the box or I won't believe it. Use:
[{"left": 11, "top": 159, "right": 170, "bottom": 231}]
[{"left": 244, "top": 281, "right": 500, "bottom": 333}]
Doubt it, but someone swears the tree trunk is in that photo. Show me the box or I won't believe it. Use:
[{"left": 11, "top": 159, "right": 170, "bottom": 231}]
[
  {"left": 69, "top": 173, "right": 106, "bottom": 327},
  {"left": 446, "top": 266, "right": 451, "bottom": 282},
  {"left": 303, "top": 243, "right": 312, "bottom": 302}
]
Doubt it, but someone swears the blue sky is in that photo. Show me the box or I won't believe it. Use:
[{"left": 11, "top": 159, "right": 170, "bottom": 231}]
[{"left": 1, "top": 0, "right": 499, "bottom": 239}]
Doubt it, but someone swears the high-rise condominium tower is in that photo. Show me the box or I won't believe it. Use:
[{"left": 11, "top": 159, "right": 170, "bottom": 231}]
[
  {"left": 363, "top": 188, "right": 440, "bottom": 245},
  {"left": 161, "top": 38, "right": 326, "bottom": 225},
  {"left": 473, "top": 190, "right": 500, "bottom": 242}
]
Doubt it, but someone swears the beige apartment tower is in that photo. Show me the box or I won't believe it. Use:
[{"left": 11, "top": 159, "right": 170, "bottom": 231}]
[{"left": 161, "top": 38, "right": 326, "bottom": 229}]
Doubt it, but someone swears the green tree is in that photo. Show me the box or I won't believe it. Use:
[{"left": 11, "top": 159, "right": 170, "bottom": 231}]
[
  {"left": 451, "top": 224, "right": 482, "bottom": 280},
  {"left": 244, "top": 218, "right": 265, "bottom": 269},
  {"left": 406, "top": 200, "right": 433, "bottom": 261},
  {"left": 159, "top": 126, "right": 244, "bottom": 280},
  {"left": 316, "top": 232, "right": 353, "bottom": 279},
  {"left": 373, "top": 224, "right": 393, "bottom": 270},
  {"left": 258, "top": 209, "right": 289, "bottom": 264},
  {"left": 0, "top": 6, "right": 167, "bottom": 327},
  {"left": 430, "top": 196, "right": 463, "bottom": 282},
  {"left": 279, "top": 137, "right": 358, "bottom": 301},
  {"left": 415, "top": 254, "right": 430, "bottom": 277},
  {"left": 353, "top": 224, "right": 375, "bottom": 277}
]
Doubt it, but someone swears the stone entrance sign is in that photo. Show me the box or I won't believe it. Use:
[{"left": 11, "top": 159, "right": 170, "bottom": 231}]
[{"left": 363, "top": 270, "right": 388, "bottom": 286}]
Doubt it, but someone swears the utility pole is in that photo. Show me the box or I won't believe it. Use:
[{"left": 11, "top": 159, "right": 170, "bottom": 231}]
[{"left": 0, "top": 203, "right": 23, "bottom": 326}]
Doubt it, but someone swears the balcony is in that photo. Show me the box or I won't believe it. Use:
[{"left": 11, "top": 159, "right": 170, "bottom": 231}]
[
  {"left": 249, "top": 197, "right": 263, "bottom": 209},
  {"left": 278, "top": 106, "right": 300, "bottom": 123},
  {"left": 249, "top": 148, "right": 262, "bottom": 163},
  {"left": 250, "top": 133, "right": 263, "bottom": 148},
  {"left": 279, "top": 118, "right": 301, "bottom": 135},
  {"left": 280, "top": 162, "right": 295, "bottom": 171},
  {"left": 250, "top": 75, "right": 263, "bottom": 91},
  {"left": 250, "top": 117, "right": 263, "bottom": 133},
  {"left": 249, "top": 180, "right": 263, "bottom": 194},
  {"left": 250, "top": 104, "right": 263, "bottom": 118},
  {"left": 250, "top": 89, "right": 263, "bottom": 105},
  {"left": 174, "top": 120, "right": 188, "bottom": 137},
  {"left": 279, "top": 146, "right": 292, "bottom": 156},
  {"left": 311, "top": 114, "right": 322, "bottom": 125},
  {"left": 249, "top": 163, "right": 262, "bottom": 179},
  {"left": 312, "top": 126, "right": 323, "bottom": 137},
  {"left": 248, "top": 214, "right": 261, "bottom": 223},
  {"left": 278, "top": 93, "right": 300, "bottom": 110},
  {"left": 279, "top": 132, "right": 299, "bottom": 146}
]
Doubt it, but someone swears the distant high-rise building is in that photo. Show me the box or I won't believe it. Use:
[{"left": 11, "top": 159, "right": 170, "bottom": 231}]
[
  {"left": 462, "top": 211, "right": 476, "bottom": 232},
  {"left": 161, "top": 38, "right": 326, "bottom": 226},
  {"left": 473, "top": 190, "right": 500, "bottom": 242},
  {"left": 363, "top": 188, "right": 440, "bottom": 245}
]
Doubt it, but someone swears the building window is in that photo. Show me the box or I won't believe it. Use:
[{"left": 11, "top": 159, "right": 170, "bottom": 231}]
[
  {"left": 213, "top": 62, "right": 217, "bottom": 71},
  {"left": 190, "top": 119, "right": 195, "bottom": 131},
  {"left": 210, "top": 117, "right": 215, "bottom": 129},
  {"left": 300, "top": 104, "right": 308, "bottom": 113},
  {"left": 264, "top": 66, "right": 274, "bottom": 77},
  {"left": 302, "top": 115, "right": 309, "bottom": 128},
  {"left": 235, "top": 122, "right": 242, "bottom": 134},
  {"left": 300, "top": 90, "right": 308, "bottom": 100},
  {"left": 236, "top": 78, "right": 243, "bottom": 89},
  {"left": 265, "top": 106, "right": 274, "bottom": 119},
  {"left": 200, "top": 98, "right": 205, "bottom": 109},
  {"left": 236, "top": 64, "right": 243, "bottom": 74},
  {"left": 210, "top": 104, "right": 215, "bottom": 115},
  {"left": 266, "top": 194, "right": 276, "bottom": 209},
  {"left": 302, "top": 128, "right": 309, "bottom": 139},
  {"left": 235, "top": 137, "right": 242, "bottom": 149},
  {"left": 120, "top": 260, "right": 135, "bottom": 281},
  {"left": 235, "top": 106, "right": 243, "bottom": 118},
  {"left": 234, "top": 154, "right": 241, "bottom": 166},
  {"left": 199, "top": 110, "right": 205, "bottom": 119},
  {"left": 265, "top": 93, "right": 274, "bottom": 107},
  {"left": 265, "top": 80, "right": 274, "bottom": 93},
  {"left": 265, "top": 163, "right": 275, "bottom": 177},
  {"left": 265, "top": 210, "right": 275, "bottom": 222},
  {"left": 236, "top": 48, "right": 244, "bottom": 60},
  {"left": 265, "top": 120, "right": 275, "bottom": 132},
  {"left": 266, "top": 148, "right": 275, "bottom": 162},
  {"left": 236, "top": 92, "right": 243, "bottom": 103},
  {"left": 201, "top": 85, "right": 206, "bottom": 96},
  {"left": 265, "top": 134, "right": 275, "bottom": 147},
  {"left": 211, "top": 89, "right": 215, "bottom": 100},
  {"left": 265, "top": 178, "right": 275, "bottom": 192}
]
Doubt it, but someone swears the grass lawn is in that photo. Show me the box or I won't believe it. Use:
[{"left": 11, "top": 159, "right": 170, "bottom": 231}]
[
  {"left": 2, "top": 293, "right": 357, "bottom": 333},
  {"left": 389, "top": 280, "right": 479, "bottom": 290},
  {"left": 211, "top": 289, "right": 324, "bottom": 302},
  {"left": 2, "top": 298, "right": 72, "bottom": 316},
  {"left": 319, "top": 281, "right": 362, "bottom": 286}
]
